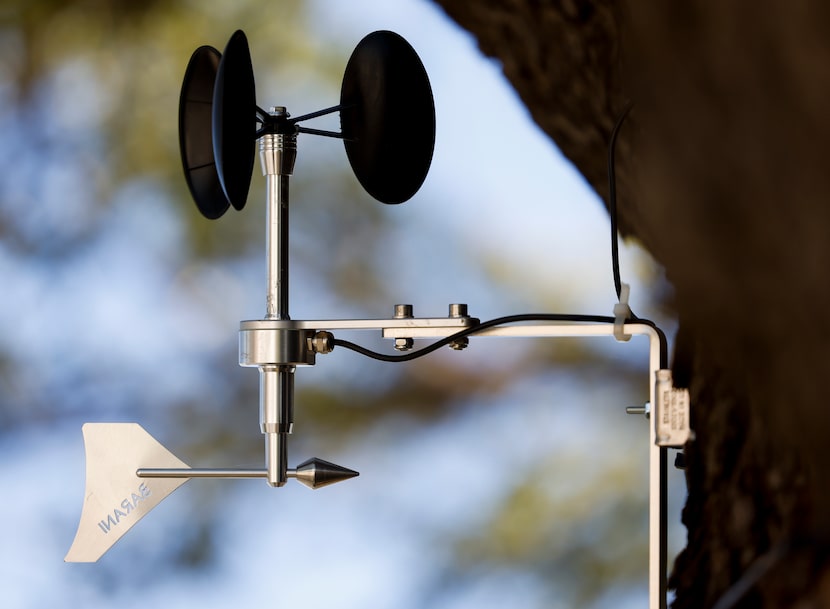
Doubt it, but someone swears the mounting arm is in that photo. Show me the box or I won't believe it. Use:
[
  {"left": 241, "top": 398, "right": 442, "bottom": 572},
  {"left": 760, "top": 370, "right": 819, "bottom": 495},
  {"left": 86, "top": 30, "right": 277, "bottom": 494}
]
[{"left": 239, "top": 304, "right": 684, "bottom": 609}]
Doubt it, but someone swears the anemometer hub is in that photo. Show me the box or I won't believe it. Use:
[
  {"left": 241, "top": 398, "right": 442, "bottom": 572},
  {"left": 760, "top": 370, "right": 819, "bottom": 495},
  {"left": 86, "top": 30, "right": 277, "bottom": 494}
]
[
  {"left": 259, "top": 132, "right": 297, "bottom": 178},
  {"left": 257, "top": 106, "right": 300, "bottom": 137}
]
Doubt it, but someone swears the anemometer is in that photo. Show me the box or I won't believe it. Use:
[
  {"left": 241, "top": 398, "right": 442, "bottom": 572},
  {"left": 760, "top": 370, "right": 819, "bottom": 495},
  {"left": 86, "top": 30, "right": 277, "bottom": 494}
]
[{"left": 65, "top": 29, "right": 691, "bottom": 609}]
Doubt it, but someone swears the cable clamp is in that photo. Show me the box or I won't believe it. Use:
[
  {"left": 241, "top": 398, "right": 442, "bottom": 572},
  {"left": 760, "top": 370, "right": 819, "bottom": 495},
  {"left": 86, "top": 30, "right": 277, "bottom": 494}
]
[
  {"left": 655, "top": 369, "right": 692, "bottom": 447},
  {"left": 613, "top": 283, "right": 632, "bottom": 342}
]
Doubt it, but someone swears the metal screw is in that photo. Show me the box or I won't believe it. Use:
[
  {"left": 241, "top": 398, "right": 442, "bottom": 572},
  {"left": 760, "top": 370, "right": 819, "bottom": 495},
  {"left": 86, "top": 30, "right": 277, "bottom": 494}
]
[
  {"left": 393, "top": 305, "right": 414, "bottom": 351},
  {"left": 448, "top": 303, "right": 469, "bottom": 350},
  {"left": 625, "top": 403, "right": 650, "bottom": 418}
]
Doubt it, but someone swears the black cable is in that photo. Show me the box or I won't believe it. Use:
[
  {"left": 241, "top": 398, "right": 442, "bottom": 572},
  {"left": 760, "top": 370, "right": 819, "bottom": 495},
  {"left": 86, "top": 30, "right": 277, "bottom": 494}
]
[
  {"left": 333, "top": 313, "right": 668, "bottom": 368},
  {"left": 608, "top": 101, "right": 634, "bottom": 305},
  {"left": 334, "top": 101, "right": 673, "bottom": 371},
  {"left": 606, "top": 104, "right": 672, "bottom": 358}
]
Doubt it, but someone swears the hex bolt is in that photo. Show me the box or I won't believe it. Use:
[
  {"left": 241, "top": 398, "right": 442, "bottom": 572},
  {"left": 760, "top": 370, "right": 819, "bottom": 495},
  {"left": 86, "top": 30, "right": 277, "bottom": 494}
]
[
  {"left": 393, "top": 304, "right": 414, "bottom": 351},
  {"left": 448, "top": 303, "right": 469, "bottom": 350}
]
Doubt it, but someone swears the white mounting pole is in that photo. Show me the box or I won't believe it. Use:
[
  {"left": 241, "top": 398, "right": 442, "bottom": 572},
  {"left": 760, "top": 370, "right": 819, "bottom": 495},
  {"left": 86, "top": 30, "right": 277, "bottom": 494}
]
[{"left": 460, "top": 321, "right": 667, "bottom": 609}]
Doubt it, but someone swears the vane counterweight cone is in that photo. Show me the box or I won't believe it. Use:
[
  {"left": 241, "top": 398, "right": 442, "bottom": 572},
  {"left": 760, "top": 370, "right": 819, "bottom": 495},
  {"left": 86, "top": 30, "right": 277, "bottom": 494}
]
[
  {"left": 295, "top": 457, "right": 359, "bottom": 489},
  {"left": 212, "top": 29, "right": 256, "bottom": 210},
  {"left": 178, "top": 45, "right": 231, "bottom": 219},
  {"left": 341, "top": 30, "right": 435, "bottom": 204}
]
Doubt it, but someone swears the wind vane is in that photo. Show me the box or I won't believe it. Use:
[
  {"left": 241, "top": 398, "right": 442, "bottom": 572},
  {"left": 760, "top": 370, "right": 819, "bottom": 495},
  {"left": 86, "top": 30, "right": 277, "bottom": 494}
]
[{"left": 65, "top": 28, "right": 690, "bottom": 609}]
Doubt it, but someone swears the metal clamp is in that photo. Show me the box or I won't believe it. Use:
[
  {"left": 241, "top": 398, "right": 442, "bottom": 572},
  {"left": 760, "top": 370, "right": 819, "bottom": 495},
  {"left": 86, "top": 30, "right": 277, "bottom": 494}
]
[
  {"left": 655, "top": 369, "right": 692, "bottom": 447},
  {"left": 239, "top": 322, "right": 316, "bottom": 367},
  {"left": 613, "top": 282, "right": 632, "bottom": 342}
]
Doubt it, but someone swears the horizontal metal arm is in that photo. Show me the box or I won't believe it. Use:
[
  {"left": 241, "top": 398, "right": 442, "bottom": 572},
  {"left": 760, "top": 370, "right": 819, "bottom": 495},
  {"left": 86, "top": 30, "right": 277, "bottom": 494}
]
[
  {"left": 240, "top": 317, "right": 658, "bottom": 339},
  {"left": 137, "top": 468, "right": 271, "bottom": 479},
  {"left": 240, "top": 315, "right": 476, "bottom": 333},
  {"left": 137, "top": 457, "right": 358, "bottom": 490}
]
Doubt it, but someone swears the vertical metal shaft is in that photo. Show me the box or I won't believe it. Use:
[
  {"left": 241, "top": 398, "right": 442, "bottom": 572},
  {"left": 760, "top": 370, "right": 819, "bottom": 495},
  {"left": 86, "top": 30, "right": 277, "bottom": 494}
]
[
  {"left": 259, "top": 110, "right": 297, "bottom": 487},
  {"left": 266, "top": 172, "right": 291, "bottom": 320},
  {"left": 260, "top": 364, "right": 294, "bottom": 486}
]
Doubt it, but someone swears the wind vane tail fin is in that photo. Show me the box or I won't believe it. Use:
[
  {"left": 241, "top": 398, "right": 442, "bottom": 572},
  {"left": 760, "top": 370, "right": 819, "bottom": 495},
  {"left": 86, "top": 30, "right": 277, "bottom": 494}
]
[{"left": 65, "top": 423, "right": 191, "bottom": 563}]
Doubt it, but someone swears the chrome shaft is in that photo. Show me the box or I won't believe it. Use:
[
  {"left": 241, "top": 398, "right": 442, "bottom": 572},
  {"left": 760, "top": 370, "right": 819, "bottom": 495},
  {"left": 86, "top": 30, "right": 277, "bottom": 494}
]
[
  {"left": 265, "top": 171, "right": 291, "bottom": 320},
  {"left": 258, "top": 112, "right": 298, "bottom": 487},
  {"left": 259, "top": 364, "right": 295, "bottom": 486},
  {"left": 138, "top": 468, "right": 270, "bottom": 478}
]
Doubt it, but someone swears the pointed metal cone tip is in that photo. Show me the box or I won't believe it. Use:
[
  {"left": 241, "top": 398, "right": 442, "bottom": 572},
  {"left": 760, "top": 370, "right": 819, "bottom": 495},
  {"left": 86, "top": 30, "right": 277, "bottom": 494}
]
[{"left": 294, "top": 457, "right": 359, "bottom": 489}]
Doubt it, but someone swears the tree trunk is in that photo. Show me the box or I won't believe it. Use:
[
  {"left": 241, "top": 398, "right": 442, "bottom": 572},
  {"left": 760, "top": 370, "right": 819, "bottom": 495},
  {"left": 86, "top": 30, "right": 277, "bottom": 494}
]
[{"left": 432, "top": 1, "right": 830, "bottom": 606}]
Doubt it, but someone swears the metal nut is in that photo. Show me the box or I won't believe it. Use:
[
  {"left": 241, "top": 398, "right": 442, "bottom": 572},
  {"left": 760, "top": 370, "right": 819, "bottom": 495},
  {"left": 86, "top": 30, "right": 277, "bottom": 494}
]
[
  {"left": 394, "top": 337, "right": 414, "bottom": 352},
  {"left": 309, "top": 331, "right": 334, "bottom": 355},
  {"left": 449, "top": 337, "right": 469, "bottom": 350},
  {"left": 449, "top": 303, "right": 468, "bottom": 318}
]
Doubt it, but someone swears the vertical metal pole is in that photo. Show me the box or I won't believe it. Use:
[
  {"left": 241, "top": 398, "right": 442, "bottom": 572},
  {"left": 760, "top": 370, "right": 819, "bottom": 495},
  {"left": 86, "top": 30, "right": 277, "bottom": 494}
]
[
  {"left": 647, "top": 332, "right": 668, "bottom": 609},
  {"left": 260, "top": 363, "right": 293, "bottom": 487},
  {"left": 266, "top": 173, "right": 291, "bottom": 320},
  {"left": 468, "top": 323, "right": 668, "bottom": 607},
  {"left": 259, "top": 109, "right": 297, "bottom": 487}
]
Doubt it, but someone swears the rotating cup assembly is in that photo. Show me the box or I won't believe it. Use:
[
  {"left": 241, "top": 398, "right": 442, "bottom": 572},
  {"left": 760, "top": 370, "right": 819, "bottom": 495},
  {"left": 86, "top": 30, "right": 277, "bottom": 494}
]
[{"left": 66, "top": 27, "right": 689, "bottom": 609}]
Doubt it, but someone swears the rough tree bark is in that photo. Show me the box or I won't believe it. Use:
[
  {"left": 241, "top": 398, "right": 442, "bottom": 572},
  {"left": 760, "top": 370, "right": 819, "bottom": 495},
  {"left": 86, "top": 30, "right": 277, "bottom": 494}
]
[{"left": 432, "top": 1, "right": 830, "bottom": 607}]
